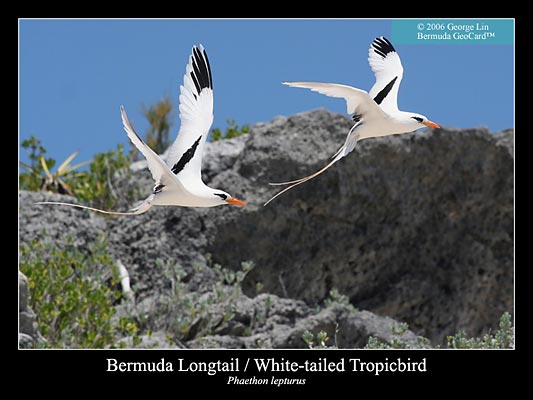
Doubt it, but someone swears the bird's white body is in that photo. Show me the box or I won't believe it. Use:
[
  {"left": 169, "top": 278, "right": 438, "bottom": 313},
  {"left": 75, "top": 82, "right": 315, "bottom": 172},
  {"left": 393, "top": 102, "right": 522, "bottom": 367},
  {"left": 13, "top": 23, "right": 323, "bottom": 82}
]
[
  {"left": 265, "top": 37, "right": 440, "bottom": 205},
  {"left": 38, "top": 45, "right": 245, "bottom": 215},
  {"left": 145, "top": 185, "right": 224, "bottom": 208},
  {"left": 356, "top": 112, "right": 425, "bottom": 138}
]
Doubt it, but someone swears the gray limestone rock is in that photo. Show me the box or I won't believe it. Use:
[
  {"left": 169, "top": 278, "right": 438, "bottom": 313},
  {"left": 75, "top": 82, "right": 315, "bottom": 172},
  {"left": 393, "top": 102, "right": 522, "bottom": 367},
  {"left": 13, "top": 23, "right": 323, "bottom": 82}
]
[
  {"left": 19, "top": 109, "right": 513, "bottom": 347},
  {"left": 18, "top": 271, "right": 44, "bottom": 348}
]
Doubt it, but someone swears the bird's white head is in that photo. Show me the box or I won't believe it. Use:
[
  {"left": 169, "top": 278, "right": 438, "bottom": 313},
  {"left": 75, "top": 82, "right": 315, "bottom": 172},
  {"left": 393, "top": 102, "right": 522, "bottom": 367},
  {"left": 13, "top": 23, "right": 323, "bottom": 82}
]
[
  {"left": 212, "top": 190, "right": 246, "bottom": 207},
  {"left": 409, "top": 114, "right": 441, "bottom": 130}
]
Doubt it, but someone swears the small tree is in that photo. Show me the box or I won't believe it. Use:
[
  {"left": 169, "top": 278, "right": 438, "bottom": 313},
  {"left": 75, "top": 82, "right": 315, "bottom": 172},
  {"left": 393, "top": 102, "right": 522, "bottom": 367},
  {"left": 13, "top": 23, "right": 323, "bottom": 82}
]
[{"left": 142, "top": 97, "right": 173, "bottom": 154}]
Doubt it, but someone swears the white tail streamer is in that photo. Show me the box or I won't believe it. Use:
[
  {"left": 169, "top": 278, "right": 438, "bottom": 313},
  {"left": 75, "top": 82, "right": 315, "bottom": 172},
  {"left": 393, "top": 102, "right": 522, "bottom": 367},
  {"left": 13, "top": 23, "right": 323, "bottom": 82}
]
[
  {"left": 35, "top": 201, "right": 147, "bottom": 216},
  {"left": 264, "top": 150, "right": 345, "bottom": 207}
]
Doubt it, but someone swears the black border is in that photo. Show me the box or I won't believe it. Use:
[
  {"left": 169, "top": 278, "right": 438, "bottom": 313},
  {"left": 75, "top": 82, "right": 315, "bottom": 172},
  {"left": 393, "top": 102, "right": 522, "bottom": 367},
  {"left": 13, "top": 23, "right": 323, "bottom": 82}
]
[
  {"left": 17, "top": 15, "right": 521, "bottom": 392},
  {"left": 16, "top": 348, "right": 520, "bottom": 390}
]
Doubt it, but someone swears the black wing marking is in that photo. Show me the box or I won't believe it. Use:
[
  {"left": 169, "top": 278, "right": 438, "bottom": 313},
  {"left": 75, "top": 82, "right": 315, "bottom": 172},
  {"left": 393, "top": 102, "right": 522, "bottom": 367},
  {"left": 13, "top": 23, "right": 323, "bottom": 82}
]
[
  {"left": 373, "top": 76, "right": 398, "bottom": 105},
  {"left": 191, "top": 46, "right": 213, "bottom": 94},
  {"left": 171, "top": 135, "right": 202, "bottom": 175},
  {"left": 372, "top": 37, "right": 396, "bottom": 59}
]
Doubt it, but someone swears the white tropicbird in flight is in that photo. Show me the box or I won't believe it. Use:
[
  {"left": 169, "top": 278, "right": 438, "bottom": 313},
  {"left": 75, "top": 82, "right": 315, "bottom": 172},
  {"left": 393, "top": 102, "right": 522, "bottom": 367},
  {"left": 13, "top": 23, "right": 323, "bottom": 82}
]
[
  {"left": 38, "top": 45, "right": 246, "bottom": 215},
  {"left": 264, "top": 37, "right": 440, "bottom": 206}
]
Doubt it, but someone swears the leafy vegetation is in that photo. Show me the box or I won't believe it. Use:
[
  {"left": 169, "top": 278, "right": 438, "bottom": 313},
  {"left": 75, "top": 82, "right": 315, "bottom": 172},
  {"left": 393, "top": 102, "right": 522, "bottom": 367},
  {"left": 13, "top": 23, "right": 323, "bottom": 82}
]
[
  {"left": 19, "top": 230, "right": 259, "bottom": 348},
  {"left": 211, "top": 119, "right": 250, "bottom": 141},
  {"left": 19, "top": 136, "right": 89, "bottom": 195},
  {"left": 71, "top": 144, "right": 131, "bottom": 210},
  {"left": 324, "top": 288, "right": 353, "bottom": 308},
  {"left": 133, "top": 260, "right": 255, "bottom": 345},
  {"left": 391, "top": 321, "right": 409, "bottom": 336},
  {"left": 300, "top": 288, "right": 513, "bottom": 349},
  {"left": 364, "top": 312, "right": 514, "bottom": 349},
  {"left": 20, "top": 136, "right": 55, "bottom": 191},
  {"left": 445, "top": 312, "right": 513, "bottom": 349},
  {"left": 19, "top": 237, "right": 140, "bottom": 348},
  {"left": 20, "top": 137, "right": 131, "bottom": 210},
  {"left": 303, "top": 330, "right": 334, "bottom": 349},
  {"left": 365, "top": 335, "right": 429, "bottom": 349}
]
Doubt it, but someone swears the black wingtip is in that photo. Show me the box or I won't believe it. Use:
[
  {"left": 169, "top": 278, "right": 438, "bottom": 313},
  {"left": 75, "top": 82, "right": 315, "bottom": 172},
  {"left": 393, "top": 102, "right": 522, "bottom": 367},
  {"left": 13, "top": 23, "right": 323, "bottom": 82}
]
[
  {"left": 372, "top": 37, "right": 396, "bottom": 58},
  {"left": 190, "top": 44, "right": 212, "bottom": 94}
]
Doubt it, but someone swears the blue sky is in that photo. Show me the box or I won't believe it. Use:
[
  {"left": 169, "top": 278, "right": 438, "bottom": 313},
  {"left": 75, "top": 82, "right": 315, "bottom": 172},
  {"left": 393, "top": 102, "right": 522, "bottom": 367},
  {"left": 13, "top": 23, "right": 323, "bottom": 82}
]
[{"left": 19, "top": 19, "right": 514, "bottom": 166}]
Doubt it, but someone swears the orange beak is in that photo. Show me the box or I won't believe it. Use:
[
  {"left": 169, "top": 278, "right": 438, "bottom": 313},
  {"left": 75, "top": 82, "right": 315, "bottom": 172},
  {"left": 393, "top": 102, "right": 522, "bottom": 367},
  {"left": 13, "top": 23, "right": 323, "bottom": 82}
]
[
  {"left": 226, "top": 197, "right": 246, "bottom": 207},
  {"left": 423, "top": 120, "right": 441, "bottom": 129}
]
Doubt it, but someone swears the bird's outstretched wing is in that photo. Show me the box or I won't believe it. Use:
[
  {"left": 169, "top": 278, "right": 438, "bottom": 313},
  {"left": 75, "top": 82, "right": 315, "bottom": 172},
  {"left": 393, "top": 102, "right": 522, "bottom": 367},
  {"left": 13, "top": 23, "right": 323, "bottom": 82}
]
[
  {"left": 121, "top": 106, "right": 188, "bottom": 193},
  {"left": 367, "top": 37, "right": 404, "bottom": 114},
  {"left": 165, "top": 45, "right": 214, "bottom": 187},
  {"left": 282, "top": 81, "right": 385, "bottom": 120}
]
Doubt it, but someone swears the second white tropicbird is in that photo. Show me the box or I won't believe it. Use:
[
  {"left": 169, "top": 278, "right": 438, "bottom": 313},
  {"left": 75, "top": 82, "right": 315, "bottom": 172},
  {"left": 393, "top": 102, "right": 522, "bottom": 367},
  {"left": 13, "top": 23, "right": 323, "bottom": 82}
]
[{"left": 265, "top": 37, "right": 441, "bottom": 206}]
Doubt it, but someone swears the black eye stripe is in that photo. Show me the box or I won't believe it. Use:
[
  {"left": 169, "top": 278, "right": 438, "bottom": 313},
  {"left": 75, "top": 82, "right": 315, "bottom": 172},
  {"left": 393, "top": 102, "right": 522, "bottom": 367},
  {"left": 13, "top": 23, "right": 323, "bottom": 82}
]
[
  {"left": 411, "top": 116, "right": 423, "bottom": 123},
  {"left": 214, "top": 193, "right": 227, "bottom": 200}
]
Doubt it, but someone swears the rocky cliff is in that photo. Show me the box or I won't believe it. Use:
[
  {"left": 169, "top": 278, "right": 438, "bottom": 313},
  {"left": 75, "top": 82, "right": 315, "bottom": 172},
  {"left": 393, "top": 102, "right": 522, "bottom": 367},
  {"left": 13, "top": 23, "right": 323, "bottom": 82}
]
[{"left": 19, "top": 109, "right": 514, "bottom": 347}]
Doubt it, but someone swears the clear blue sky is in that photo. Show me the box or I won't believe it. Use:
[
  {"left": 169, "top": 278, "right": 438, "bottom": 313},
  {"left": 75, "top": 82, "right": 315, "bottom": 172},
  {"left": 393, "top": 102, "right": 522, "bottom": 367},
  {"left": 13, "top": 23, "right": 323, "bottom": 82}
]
[{"left": 19, "top": 19, "right": 514, "bottom": 166}]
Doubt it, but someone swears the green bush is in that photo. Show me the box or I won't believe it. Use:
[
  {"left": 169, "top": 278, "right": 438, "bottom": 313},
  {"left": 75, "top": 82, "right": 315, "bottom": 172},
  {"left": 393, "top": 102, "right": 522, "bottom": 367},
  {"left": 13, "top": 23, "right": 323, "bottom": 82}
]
[
  {"left": 20, "top": 136, "right": 89, "bottom": 195},
  {"left": 445, "top": 312, "right": 513, "bottom": 349},
  {"left": 71, "top": 144, "right": 131, "bottom": 210},
  {"left": 20, "top": 136, "right": 55, "bottom": 191},
  {"left": 303, "top": 330, "right": 334, "bottom": 349},
  {"left": 211, "top": 119, "right": 250, "bottom": 141},
  {"left": 324, "top": 288, "right": 352, "bottom": 308},
  {"left": 20, "top": 137, "right": 131, "bottom": 210},
  {"left": 364, "top": 312, "right": 514, "bottom": 349},
  {"left": 19, "top": 237, "right": 139, "bottom": 348},
  {"left": 137, "top": 259, "right": 255, "bottom": 345}
]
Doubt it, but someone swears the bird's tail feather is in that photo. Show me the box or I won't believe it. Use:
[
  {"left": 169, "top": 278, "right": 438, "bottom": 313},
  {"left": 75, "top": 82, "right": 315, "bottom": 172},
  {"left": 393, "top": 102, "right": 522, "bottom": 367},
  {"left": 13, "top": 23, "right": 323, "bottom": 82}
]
[
  {"left": 264, "top": 121, "right": 361, "bottom": 206},
  {"left": 264, "top": 148, "right": 345, "bottom": 206},
  {"left": 35, "top": 201, "right": 151, "bottom": 215},
  {"left": 128, "top": 196, "right": 154, "bottom": 214}
]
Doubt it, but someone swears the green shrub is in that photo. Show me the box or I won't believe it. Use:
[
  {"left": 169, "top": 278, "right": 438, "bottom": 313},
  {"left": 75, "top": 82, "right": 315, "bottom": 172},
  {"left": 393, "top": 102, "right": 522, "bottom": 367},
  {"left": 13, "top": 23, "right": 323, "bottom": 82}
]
[
  {"left": 20, "top": 136, "right": 89, "bottom": 195},
  {"left": 364, "top": 313, "right": 514, "bottom": 349},
  {"left": 19, "top": 237, "right": 139, "bottom": 348},
  {"left": 20, "top": 136, "right": 132, "bottom": 210},
  {"left": 138, "top": 259, "right": 255, "bottom": 344},
  {"left": 71, "top": 144, "right": 131, "bottom": 210},
  {"left": 324, "top": 288, "right": 352, "bottom": 308},
  {"left": 445, "top": 312, "right": 514, "bottom": 349},
  {"left": 211, "top": 119, "right": 250, "bottom": 141},
  {"left": 391, "top": 322, "right": 409, "bottom": 336},
  {"left": 20, "top": 136, "right": 55, "bottom": 192},
  {"left": 303, "top": 330, "right": 333, "bottom": 349}
]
